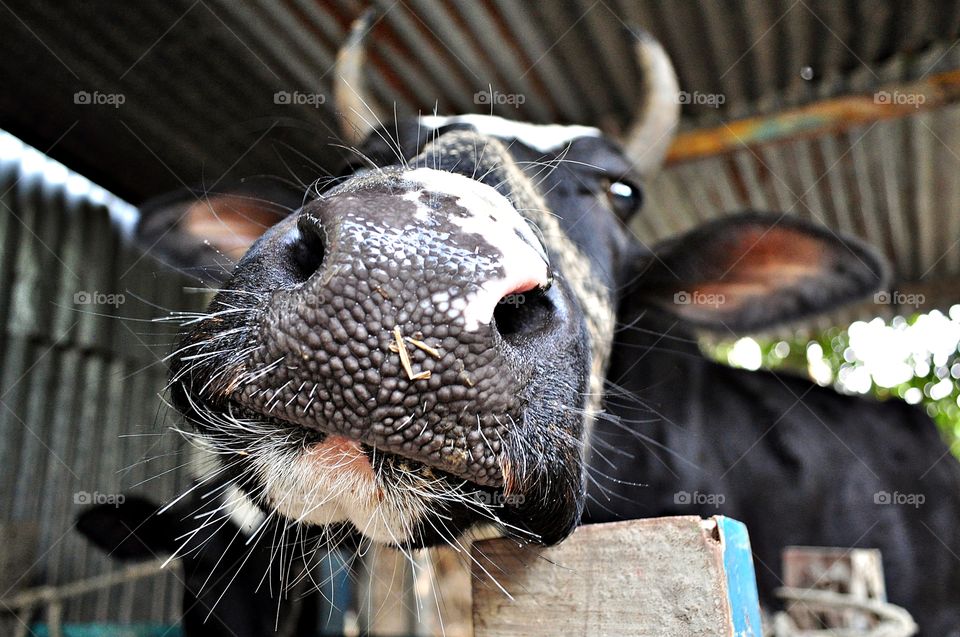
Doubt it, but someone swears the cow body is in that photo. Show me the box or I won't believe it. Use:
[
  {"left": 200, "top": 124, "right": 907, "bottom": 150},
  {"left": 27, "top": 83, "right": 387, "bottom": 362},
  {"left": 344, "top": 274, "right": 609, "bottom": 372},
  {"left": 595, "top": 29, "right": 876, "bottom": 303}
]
[{"left": 587, "top": 311, "right": 960, "bottom": 634}]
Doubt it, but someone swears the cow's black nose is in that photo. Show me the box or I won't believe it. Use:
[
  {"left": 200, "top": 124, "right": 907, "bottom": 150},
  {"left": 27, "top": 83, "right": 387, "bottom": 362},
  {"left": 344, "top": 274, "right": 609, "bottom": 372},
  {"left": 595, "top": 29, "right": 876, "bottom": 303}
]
[{"left": 278, "top": 173, "right": 562, "bottom": 357}]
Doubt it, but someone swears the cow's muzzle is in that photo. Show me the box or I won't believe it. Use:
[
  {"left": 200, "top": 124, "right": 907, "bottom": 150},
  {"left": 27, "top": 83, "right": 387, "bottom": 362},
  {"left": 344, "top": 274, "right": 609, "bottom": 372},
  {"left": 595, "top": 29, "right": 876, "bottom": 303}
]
[{"left": 214, "top": 165, "right": 567, "bottom": 486}]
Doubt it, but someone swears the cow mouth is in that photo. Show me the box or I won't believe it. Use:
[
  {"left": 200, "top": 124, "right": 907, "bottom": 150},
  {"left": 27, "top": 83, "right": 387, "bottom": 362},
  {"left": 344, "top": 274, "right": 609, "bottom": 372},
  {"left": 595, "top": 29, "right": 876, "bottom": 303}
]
[
  {"left": 188, "top": 380, "right": 519, "bottom": 484},
  {"left": 244, "top": 405, "right": 470, "bottom": 482},
  {"left": 177, "top": 379, "right": 512, "bottom": 494},
  {"left": 176, "top": 385, "right": 520, "bottom": 545}
]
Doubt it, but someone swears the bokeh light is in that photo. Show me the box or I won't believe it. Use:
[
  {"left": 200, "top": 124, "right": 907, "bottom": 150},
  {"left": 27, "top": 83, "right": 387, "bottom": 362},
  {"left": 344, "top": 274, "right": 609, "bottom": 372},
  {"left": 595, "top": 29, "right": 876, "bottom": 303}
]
[{"left": 710, "top": 305, "right": 960, "bottom": 451}]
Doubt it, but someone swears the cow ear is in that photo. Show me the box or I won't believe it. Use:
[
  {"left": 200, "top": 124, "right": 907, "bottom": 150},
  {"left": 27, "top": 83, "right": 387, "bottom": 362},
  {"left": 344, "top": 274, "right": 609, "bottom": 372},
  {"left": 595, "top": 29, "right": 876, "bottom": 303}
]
[
  {"left": 75, "top": 496, "right": 178, "bottom": 560},
  {"left": 136, "top": 179, "right": 303, "bottom": 283},
  {"left": 628, "top": 212, "right": 889, "bottom": 332}
]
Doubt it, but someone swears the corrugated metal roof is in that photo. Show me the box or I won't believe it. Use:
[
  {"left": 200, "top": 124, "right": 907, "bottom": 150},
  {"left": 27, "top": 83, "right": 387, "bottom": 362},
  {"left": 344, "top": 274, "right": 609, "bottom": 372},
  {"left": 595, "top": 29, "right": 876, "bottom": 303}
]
[
  {"left": 4, "top": 0, "right": 959, "bottom": 198},
  {"left": 3, "top": 0, "right": 960, "bottom": 314}
]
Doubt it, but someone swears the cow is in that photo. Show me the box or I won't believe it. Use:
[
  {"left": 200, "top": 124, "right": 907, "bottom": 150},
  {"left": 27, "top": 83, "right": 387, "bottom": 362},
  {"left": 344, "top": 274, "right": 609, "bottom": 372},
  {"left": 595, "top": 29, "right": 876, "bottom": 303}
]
[{"left": 106, "top": 14, "right": 960, "bottom": 635}]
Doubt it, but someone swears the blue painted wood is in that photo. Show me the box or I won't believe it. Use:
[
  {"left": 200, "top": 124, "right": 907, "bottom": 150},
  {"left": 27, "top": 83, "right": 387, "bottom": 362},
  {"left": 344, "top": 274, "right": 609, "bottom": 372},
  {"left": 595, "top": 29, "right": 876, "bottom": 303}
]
[
  {"left": 717, "top": 516, "right": 763, "bottom": 637},
  {"left": 317, "top": 547, "right": 353, "bottom": 635},
  {"left": 29, "top": 625, "right": 182, "bottom": 637}
]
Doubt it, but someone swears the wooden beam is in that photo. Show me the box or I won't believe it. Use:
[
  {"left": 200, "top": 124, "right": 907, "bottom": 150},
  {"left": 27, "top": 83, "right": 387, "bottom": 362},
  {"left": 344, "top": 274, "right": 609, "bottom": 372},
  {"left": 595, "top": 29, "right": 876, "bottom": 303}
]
[
  {"left": 471, "top": 516, "right": 762, "bottom": 637},
  {"left": 667, "top": 69, "right": 960, "bottom": 164}
]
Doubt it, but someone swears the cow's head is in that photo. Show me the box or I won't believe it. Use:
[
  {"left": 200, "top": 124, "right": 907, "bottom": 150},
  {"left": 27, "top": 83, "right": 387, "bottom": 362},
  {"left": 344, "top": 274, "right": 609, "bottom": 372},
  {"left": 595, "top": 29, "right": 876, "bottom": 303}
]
[{"left": 154, "top": 16, "right": 886, "bottom": 549}]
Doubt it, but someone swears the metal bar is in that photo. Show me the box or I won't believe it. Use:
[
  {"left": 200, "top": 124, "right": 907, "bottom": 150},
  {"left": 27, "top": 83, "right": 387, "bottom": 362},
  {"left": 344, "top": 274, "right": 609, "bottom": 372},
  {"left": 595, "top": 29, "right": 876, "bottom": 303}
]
[
  {"left": 667, "top": 69, "right": 960, "bottom": 164},
  {"left": 911, "top": 112, "right": 937, "bottom": 280},
  {"left": 0, "top": 560, "right": 177, "bottom": 609}
]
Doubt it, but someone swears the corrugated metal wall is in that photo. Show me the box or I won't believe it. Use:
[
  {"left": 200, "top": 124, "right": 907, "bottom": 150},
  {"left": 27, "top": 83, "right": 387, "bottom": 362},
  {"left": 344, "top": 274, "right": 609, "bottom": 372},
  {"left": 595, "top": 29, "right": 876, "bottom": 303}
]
[{"left": 0, "top": 132, "right": 199, "bottom": 625}]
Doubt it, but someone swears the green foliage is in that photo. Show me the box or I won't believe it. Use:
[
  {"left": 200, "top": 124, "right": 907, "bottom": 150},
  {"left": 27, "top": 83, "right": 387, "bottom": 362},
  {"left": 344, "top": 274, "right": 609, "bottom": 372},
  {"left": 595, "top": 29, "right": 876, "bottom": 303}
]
[{"left": 704, "top": 311, "right": 960, "bottom": 452}]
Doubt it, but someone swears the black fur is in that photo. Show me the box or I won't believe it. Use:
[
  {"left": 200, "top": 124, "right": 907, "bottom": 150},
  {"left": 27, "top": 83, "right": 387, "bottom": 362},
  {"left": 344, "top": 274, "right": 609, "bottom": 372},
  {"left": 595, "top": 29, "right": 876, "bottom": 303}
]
[
  {"left": 76, "top": 489, "right": 334, "bottom": 637},
  {"left": 588, "top": 309, "right": 960, "bottom": 635}
]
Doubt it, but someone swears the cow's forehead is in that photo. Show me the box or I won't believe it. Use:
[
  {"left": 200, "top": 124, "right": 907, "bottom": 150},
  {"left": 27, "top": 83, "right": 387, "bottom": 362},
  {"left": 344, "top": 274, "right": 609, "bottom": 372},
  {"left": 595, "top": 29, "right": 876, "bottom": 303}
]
[{"left": 418, "top": 114, "right": 601, "bottom": 153}]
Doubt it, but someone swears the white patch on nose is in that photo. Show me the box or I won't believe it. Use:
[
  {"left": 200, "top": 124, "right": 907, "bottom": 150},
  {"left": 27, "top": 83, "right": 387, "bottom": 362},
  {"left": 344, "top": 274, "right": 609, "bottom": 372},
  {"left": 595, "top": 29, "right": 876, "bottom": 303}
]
[
  {"left": 402, "top": 189, "right": 431, "bottom": 222},
  {"left": 403, "top": 167, "right": 550, "bottom": 331},
  {"left": 419, "top": 114, "right": 601, "bottom": 153}
]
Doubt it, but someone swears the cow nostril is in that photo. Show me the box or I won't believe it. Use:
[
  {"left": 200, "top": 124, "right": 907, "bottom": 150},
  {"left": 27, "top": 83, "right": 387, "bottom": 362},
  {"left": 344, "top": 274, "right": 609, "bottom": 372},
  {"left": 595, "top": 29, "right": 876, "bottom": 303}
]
[
  {"left": 290, "top": 216, "right": 326, "bottom": 281},
  {"left": 493, "top": 284, "right": 555, "bottom": 338}
]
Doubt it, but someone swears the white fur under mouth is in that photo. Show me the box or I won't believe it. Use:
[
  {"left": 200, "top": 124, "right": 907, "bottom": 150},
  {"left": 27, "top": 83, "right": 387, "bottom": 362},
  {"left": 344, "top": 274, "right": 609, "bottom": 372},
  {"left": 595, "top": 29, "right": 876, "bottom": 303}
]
[
  {"left": 183, "top": 396, "right": 518, "bottom": 545},
  {"left": 247, "top": 435, "right": 430, "bottom": 544}
]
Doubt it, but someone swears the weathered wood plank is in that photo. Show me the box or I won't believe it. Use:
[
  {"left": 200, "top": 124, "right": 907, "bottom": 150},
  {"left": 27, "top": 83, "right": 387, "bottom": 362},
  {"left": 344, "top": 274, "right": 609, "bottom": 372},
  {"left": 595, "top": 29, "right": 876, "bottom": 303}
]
[{"left": 471, "top": 516, "right": 762, "bottom": 637}]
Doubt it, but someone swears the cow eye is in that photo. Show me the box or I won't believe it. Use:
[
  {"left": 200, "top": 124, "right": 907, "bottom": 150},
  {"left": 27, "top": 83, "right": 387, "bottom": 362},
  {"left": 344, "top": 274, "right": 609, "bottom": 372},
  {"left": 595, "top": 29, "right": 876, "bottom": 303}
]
[{"left": 604, "top": 179, "right": 643, "bottom": 218}]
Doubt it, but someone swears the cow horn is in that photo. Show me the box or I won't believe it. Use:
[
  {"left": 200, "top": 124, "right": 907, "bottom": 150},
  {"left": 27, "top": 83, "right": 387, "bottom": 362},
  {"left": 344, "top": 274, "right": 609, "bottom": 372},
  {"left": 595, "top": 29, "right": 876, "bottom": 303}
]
[
  {"left": 621, "top": 29, "right": 681, "bottom": 177},
  {"left": 334, "top": 9, "right": 383, "bottom": 145}
]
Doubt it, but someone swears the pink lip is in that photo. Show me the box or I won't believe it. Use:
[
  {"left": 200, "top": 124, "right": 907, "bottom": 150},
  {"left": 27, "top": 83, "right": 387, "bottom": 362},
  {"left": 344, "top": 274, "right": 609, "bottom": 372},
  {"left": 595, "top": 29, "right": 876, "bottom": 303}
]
[{"left": 306, "top": 435, "right": 374, "bottom": 479}]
